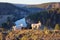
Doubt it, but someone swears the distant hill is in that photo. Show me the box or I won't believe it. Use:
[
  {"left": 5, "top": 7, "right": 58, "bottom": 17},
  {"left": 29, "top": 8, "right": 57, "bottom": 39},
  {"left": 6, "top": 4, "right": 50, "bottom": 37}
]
[
  {"left": 14, "top": 2, "right": 60, "bottom": 13},
  {"left": 14, "top": 4, "right": 28, "bottom": 7},
  {"left": 0, "top": 2, "right": 30, "bottom": 21},
  {"left": 0, "top": 2, "right": 29, "bottom": 15},
  {"left": 26, "top": 2, "right": 60, "bottom": 9}
]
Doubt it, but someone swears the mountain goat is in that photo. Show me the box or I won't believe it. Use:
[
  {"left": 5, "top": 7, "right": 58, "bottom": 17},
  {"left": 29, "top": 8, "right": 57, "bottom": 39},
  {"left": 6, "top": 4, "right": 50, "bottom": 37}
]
[
  {"left": 12, "top": 26, "right": 16, "bottom": 31},
  {"left": 31, "top": 21, "right": 41, "bottom": 30}
]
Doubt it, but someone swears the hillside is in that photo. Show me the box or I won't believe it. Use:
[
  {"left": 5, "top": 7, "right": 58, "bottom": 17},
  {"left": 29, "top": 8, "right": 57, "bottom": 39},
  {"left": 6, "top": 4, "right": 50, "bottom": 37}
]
[
  {"left": 0, "top": 2, "right": 30, "bottom": 23},
  {"left": 0, "top": 2, "right": 29, "bottom": 15},
  {"left": 25, "top": 8, "right": 60, "bottom": 29},
  {"left": 26, "top": 2, "right": 60, "bottom": 9},
  {"left": 4, "top": 30, "right": 60, "bottom": 40},
  {"left": 16, "top": 2, "right": 60, "bottom": 14},
  {"left": 0, "top": 2, "right": 30, "bottom": 30}
]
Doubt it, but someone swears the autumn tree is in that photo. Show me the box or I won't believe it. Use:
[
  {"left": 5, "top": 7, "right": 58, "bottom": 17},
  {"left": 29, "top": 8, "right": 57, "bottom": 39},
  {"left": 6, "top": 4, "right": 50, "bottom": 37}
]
[{"left": 55, "top": 24, "right": 60, "bottom": 30}]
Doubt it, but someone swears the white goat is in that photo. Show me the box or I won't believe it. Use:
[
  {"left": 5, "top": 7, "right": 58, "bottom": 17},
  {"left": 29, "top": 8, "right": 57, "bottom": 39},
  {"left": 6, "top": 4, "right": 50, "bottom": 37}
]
[
  {"left": 12, "top": 26, "right": 16, "bottom": 31},
  {"left": 31, "top": 21, "right": 41, "bottom": 29}
]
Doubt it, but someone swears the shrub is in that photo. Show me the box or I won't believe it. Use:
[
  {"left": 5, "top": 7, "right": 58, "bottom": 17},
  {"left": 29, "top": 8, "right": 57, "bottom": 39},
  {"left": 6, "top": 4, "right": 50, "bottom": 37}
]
[
  {"left": 55, "top": 24, "right": 60, "bottom": 30},
  {"left": 43, "top": 26, "right": 52, "bottom": 34},
  {"left": 44, "top": 26, "right": 48, "bottom": 31},
  {"left": 21, "top": 35, "right": 28, "bottom": 40}
]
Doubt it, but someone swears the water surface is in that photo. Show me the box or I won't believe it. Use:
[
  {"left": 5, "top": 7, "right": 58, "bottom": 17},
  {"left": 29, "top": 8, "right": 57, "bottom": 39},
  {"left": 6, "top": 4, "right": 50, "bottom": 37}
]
[{"left": 15, "top": 18, "right": 27, "bottom": 29}]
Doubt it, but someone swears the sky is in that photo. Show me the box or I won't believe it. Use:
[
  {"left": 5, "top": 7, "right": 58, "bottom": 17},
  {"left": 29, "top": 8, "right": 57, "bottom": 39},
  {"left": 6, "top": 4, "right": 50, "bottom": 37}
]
[{"left": 0, "top": 0, "right": 60, "bottom": 5}]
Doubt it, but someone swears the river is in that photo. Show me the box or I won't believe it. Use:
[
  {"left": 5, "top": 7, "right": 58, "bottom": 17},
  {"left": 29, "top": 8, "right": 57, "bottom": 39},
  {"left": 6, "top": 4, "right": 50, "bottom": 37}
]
[{"left": 15, "top": 18, "right": 27, "bottom": 29}]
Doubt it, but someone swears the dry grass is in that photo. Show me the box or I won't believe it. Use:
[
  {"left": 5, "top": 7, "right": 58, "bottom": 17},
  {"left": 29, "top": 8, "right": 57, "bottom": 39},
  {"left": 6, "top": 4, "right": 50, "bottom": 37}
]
[
  {"left": 0, "top": 32, "right": 3, "bottom": 40},
  {"left": 5, "top": 29, "right": 60, "bottom": 40}
]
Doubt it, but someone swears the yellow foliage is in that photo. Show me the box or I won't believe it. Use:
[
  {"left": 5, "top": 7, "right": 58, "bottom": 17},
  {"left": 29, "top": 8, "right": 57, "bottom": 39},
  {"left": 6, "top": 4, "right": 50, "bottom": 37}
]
[{"left": 55, "top": 24, "right": 60, "bottom": 30}]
